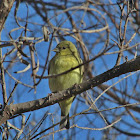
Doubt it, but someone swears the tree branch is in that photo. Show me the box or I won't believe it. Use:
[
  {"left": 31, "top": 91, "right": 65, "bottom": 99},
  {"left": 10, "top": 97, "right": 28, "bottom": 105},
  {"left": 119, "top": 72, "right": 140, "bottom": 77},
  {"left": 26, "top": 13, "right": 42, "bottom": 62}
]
[
  {"left": 0, "top": 0, "right": 15, "bottom": 32},
  {"left": 0, "top": 56, "right": 140, "bottom": 125}
]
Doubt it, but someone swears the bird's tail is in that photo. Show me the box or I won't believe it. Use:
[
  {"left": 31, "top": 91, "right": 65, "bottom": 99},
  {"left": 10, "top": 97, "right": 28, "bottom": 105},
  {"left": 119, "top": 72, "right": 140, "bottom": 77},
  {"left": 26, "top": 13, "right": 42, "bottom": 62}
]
[{"left": 60, "top": 111, "right": 70, "bottom": 129}]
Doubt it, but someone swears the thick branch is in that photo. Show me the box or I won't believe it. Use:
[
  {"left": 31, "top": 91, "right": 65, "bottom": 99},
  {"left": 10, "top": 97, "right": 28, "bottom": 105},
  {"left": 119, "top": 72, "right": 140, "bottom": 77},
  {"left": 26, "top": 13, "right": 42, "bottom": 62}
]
[
  {"left": 0, "top": 56, "right": 140, "bottom": 125},
  {"left": 0, "top": 0, "right": 15, "bottom": 32}
]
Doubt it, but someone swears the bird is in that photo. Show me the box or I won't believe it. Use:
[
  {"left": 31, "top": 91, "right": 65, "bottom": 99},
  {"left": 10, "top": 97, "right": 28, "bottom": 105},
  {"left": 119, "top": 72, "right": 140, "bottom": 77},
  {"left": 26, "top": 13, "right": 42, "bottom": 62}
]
[{"left": 48, "top": 40, "right": 83, "bottom": 129}]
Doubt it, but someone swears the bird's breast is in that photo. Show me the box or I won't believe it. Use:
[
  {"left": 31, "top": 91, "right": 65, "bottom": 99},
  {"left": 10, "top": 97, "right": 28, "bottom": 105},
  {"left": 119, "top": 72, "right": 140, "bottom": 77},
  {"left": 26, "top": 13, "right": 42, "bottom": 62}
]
[
  {"left": 49, "top": 55, "right": 81, "bottom": 91},
  {"left": 53, "top": 55, "right": 78, "bottom": 73}
]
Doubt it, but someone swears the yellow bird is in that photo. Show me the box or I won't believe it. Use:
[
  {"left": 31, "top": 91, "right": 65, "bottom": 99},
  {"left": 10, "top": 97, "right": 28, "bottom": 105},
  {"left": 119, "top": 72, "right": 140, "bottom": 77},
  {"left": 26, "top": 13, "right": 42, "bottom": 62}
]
[{"left": 48, "top": 41, "right": 83, "bottom": 129}]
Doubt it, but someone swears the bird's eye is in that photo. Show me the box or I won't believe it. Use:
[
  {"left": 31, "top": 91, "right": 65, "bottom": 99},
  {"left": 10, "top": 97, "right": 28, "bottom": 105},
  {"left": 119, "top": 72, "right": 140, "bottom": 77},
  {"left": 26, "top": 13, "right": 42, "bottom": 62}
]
[{"left": 62, "top": 47, "right": 66, "bottom": 49}]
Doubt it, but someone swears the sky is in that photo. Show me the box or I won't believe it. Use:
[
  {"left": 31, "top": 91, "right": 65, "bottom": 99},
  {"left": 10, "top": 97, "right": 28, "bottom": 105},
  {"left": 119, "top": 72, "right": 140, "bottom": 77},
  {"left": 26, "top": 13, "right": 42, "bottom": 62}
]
[{"left": 1, "top": 1, "right": 140, "bottom": 140}]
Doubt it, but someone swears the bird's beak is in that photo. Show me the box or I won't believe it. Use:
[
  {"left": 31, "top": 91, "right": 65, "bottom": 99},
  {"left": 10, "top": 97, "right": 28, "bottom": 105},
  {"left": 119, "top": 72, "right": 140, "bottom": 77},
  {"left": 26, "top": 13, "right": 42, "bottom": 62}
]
[{"left": 52, "top": 47, "right": 59, "bottom": 53}]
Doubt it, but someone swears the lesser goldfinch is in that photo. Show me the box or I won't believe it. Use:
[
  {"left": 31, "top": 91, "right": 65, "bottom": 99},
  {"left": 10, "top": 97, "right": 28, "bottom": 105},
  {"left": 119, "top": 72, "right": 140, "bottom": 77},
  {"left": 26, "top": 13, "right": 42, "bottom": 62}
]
[{"left": 48, "top": 41, "right": 83, "bottom": 129}]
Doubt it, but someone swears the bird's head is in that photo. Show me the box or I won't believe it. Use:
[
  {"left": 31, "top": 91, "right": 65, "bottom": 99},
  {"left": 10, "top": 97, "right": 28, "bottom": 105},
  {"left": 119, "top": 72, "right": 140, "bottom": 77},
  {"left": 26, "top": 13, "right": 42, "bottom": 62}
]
[{"left": 53, "top": 41, "right": 78, "bottom": 56}]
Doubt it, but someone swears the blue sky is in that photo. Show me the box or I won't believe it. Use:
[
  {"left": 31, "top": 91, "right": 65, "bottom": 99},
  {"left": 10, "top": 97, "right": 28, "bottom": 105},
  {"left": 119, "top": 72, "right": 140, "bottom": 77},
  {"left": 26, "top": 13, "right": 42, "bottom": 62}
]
[{"left": 1, "top": 1, "right": 140, "bottom": 140}]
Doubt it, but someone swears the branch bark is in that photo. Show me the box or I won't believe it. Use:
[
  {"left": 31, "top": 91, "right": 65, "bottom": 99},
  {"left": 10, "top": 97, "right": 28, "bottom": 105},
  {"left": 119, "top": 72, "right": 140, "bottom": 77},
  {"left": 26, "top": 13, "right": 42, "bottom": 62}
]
[
  {"left": 0, "top": 0, "right": 15, "bottom": 32},
  {"left": 0, "top": 56, "right": 140, "bottom": 125}
]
